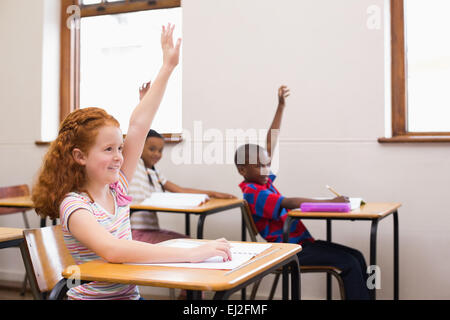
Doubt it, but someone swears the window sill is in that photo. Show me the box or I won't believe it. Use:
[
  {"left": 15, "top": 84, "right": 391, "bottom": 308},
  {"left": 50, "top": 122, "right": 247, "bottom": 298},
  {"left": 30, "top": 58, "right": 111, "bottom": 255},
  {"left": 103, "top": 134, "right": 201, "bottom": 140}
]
[
  {"left": 35, "top": 133, "right": 183, "bottom": 146},
  {"left": 378, "top": 135, "right": 450, "bottom": 143}
]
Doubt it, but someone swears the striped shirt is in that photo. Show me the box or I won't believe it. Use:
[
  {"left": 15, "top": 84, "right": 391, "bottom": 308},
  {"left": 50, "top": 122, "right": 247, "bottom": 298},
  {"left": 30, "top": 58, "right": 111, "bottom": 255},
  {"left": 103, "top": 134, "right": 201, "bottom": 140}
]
[
  {"left": 239, "top": 173, "right": 315, "bottom": 245},
  {"left": 129, "top": 159, "right": 167, "bottom": 230},
  {"left": 60, "top": 171, "right": 140, "bottom": 300}
]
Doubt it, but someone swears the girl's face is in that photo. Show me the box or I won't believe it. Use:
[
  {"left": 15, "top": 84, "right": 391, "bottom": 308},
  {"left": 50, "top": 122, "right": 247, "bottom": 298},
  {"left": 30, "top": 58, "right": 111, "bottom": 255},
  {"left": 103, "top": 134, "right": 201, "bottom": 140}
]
[
  {"left": 74, "top": 125, "right": 124, "bottom": 186},
  {"left": 141, "top": 137, "right": 165, "bottom": 168}
]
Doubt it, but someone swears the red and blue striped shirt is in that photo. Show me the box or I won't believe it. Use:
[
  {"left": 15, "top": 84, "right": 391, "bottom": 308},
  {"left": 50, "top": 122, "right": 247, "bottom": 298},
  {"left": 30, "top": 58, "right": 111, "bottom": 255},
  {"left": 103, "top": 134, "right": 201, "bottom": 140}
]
[{"left": 239, "top": 173, "right": 314, "bottom": 245}]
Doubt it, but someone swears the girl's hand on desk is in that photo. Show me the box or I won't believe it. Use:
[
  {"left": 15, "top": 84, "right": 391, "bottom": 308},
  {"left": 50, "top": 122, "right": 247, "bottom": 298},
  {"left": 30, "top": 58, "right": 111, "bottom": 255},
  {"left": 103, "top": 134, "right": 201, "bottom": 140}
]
[
  {"left": 189, "top": 238, "right": 232, "bottom": 263},
  {"left": 208, "top": 191, "right": 237, "bottom": 199}
]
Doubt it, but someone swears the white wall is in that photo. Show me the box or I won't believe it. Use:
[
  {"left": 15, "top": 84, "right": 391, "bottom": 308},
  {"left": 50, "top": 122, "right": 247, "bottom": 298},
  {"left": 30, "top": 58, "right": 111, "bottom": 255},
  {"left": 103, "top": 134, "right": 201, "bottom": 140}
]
[{"left": 1, "top": 0, "right": 449, "bottom": 299}]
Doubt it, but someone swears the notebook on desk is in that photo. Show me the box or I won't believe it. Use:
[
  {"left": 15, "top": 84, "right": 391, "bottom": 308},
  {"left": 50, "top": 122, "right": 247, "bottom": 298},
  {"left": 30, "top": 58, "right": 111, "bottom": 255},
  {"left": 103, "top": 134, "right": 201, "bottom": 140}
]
[
  {"left": 129, "top": 240, "right": 272, "bottom": 270},
  {"left": 140, "top": 192, "right": 210, "bottom": 208},
  {"left": 350, "top": 198, "right": 365, "bottom": 210}
]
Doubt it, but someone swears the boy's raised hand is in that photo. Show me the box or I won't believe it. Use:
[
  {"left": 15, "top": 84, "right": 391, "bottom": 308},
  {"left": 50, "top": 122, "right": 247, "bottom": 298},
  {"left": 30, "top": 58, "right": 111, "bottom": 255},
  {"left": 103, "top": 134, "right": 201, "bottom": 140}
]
[
  {"left": 278, "top": 85, "right": 290, "bottom": 106},
  {"left": 161, "top": 23, "right": 182, "bottom": 69},
  {"left": 139, "top": 81, "right": 151, "bottom": 101}
]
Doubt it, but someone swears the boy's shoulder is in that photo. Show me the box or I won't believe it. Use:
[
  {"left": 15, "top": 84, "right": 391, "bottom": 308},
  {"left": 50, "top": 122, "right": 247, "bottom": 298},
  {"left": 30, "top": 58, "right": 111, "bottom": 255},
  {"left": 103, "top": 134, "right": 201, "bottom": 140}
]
[{"left": 239, "top": 175, "right": 277, "bottom": 193}]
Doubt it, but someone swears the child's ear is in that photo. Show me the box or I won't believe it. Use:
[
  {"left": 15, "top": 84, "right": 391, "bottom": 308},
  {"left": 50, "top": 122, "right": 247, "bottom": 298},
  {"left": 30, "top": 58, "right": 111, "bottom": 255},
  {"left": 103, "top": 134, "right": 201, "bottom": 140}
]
[
  {"left": 237, "top": 165, "right": 246, "bottom": 176},
  {"left": 72, "top": 148, "right": 87, "bottom": 165}
]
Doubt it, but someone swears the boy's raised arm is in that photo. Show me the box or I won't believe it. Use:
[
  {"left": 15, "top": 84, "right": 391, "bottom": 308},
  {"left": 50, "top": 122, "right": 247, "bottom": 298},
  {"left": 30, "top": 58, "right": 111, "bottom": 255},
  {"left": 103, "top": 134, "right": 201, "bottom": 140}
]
[
  {"left": 266, "top": 85, "right": 290, "bottom": 158},
  {"left": 122, "top": 24, "right": 181, "bottom": 182}
]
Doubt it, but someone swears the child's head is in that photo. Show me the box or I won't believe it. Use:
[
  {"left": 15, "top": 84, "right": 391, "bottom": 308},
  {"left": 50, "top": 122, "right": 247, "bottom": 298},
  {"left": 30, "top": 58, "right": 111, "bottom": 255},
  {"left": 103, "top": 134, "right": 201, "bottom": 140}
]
[
  {"left": 32, "top": 107, "right": 120, "bottom": 219},
  {"left": 141, "top": 129, "right": 165, "bottom": 168},
  {"left": 234, "top": 143, "right": 271, "bottom": 185}
]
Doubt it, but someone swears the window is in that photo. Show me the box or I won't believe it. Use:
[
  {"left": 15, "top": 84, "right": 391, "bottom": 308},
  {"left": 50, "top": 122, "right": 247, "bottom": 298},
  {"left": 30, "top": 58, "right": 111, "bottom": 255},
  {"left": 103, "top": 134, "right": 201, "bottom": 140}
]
[
  {"left": 380, "top": 0, "right": 450, "bottom": 142},
  {"left": 60, "top": 0, "right": 182, "bottom": 139}
]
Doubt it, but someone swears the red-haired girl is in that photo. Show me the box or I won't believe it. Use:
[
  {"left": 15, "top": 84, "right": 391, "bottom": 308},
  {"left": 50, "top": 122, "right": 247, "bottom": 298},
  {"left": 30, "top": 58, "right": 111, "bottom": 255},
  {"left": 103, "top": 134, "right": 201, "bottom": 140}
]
[{"left": 32, "top": 24, "right": 231, "bottom": 300}]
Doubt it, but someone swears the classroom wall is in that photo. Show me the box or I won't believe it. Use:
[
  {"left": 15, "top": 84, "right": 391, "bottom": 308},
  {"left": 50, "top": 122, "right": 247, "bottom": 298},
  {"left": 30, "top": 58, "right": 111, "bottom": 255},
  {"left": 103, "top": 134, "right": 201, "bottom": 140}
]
[{"left": 1, "top": 0, "right": 450, "bottom": 299}]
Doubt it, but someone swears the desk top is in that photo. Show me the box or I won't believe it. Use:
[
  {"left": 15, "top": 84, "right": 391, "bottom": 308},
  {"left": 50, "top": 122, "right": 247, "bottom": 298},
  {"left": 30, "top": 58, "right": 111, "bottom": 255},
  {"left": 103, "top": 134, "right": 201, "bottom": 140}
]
[
  {"left": 0, "top": 196, "right": 34, "bottom": 208},
  {"left": 289, "top": 202, "right": 401, "bottom": 219},
  {"left": 62, "top": 241, "right": 301, "bottom": 291},
  {"left": 130, "top": 198, "right": 244, "bottom": 213},
  {"left": 0, "top": 227, "right": 24, "bottom": 242},
  {"left": 0, "top": 196, "right": 244, "bottom": 214}
]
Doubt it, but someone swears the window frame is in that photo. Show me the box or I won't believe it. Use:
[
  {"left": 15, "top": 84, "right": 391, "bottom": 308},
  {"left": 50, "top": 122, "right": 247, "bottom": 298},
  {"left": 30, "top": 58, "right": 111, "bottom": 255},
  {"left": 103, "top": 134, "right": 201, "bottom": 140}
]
[
  {"left": 379, "top": 0, "right": 450, "bottom": 143},
  {"left": 59, "top": 0, "right": 182, "bottom": 143}
]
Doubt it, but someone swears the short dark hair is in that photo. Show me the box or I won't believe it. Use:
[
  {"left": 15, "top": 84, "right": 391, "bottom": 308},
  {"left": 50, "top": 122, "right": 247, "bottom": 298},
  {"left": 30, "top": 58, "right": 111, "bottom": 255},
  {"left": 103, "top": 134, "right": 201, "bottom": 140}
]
[
  {"left": 146, "top": 129, "right": 163, "bottom": 139},
  {"left": 234, "top": 143, "right": 266, "bottom": 167}
]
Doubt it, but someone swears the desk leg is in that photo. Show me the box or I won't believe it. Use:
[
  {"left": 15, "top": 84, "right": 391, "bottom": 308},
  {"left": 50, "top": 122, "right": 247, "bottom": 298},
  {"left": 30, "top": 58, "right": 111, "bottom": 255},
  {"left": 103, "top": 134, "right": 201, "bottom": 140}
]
[
  {"left": 281, "top": 217, "right": 293, "bottom": 300},
  {"left": 326, "top": 219, "right": 332, "bottom": 300},
  {"left": 282, "top": 216, "right": 293, "bottom": 243},
  {"left": 197, "top": 215, "right": 206, "bottom": 239},
  {"left": 185, "top": 213, "right": 190, "bottom": 237},
  {"left": 369, "top": 219, "right": 379, "bottom": 300},
  {"left": 241, "top": 206, "right": 246, "bottom": 242},
  {"left": 289, "top": 256, "right": 301, "bottom": 300},
  {"left": 393, "top": 210, "right": 399, "bottom": 300}
]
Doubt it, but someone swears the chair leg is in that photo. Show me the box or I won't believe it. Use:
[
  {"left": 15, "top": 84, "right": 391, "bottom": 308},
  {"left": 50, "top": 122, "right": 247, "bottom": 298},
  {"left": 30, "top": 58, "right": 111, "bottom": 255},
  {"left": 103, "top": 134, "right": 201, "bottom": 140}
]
[
  {"left": 20, "top": 274, "right": 28, "bottom": 296},
  {"left": 169, "top": 288, "right": 176, "bottom": 300},
  {"left": 326, "top": 270, "right": 346, "bottom": 300},
  {"left": 249, "top": 279, "right": 262, "bottom": 300},
  {"left": 20, "top": 211, "right": 30, "bottom": 296},
  {"left": 268, "top": 273, "right": 281, "bottom": 300}
]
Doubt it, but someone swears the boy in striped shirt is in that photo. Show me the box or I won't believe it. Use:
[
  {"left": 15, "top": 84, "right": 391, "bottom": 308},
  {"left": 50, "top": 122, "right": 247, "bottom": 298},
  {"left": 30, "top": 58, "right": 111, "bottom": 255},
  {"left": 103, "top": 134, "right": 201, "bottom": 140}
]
[{"left": 235, "top": 86, "right": 370, "bottom": 300}]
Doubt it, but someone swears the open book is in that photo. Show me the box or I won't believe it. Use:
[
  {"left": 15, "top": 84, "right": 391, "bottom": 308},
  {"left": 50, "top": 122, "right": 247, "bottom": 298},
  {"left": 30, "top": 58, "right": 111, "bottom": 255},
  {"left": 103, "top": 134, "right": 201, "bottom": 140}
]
[
  {"left": 140, "top": 192, "right": 209, "bottom": 208},
  {"left": 129, "top": 240, "right": 272, "bottom": 270}
]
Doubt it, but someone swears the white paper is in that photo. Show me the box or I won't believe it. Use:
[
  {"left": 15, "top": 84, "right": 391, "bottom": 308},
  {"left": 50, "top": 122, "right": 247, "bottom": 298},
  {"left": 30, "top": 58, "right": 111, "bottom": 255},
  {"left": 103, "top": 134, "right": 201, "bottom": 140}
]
[
  {"left": 140, "top": 192, "right": 209, "bottom": 208},
  {"left": 128, "top": 240, "right": 272, "bottom": 270},
  {"left": 349, "top": 198, "right": 364, "bottom": 210}
]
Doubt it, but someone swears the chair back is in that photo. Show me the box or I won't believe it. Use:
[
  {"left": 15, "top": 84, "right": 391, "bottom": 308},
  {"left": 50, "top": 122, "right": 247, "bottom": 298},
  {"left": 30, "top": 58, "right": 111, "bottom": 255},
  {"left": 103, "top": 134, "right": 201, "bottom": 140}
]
[
  {"left": 0, "top": 184, "right": 30, "bottom": 215},
  {"left": 241, "top": 200, "right": 259, "bottom": 242},
  {"left": 20, "top": 225, "right": 75, "bottom": 299}
]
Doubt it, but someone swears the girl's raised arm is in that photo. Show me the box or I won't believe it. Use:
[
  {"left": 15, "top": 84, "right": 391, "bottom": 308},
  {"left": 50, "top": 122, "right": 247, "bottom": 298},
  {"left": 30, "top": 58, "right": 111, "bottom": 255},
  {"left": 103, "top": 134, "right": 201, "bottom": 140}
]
[{"left": 121, "top": 23, "right": 181, "bottom": 182}]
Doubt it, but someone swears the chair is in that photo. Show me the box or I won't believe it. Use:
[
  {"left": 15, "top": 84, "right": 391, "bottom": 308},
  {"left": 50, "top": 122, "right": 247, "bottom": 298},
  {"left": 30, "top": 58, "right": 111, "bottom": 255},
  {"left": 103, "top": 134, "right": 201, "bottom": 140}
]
[
  {"left": 0, "top": 184, "right": 32, "bottom": 294},
  {"left": 19, "top": 225, "right": 75, "bottom": 300},
  {"left": 241, "top": 200, "right": 346, "bottom": 300}
]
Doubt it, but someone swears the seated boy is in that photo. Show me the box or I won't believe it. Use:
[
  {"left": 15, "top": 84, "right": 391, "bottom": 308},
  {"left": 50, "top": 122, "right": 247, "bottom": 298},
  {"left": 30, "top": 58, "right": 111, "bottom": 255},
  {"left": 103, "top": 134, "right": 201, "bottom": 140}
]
[
  {"left": 129, "top": 82, "right": 236, "bottom": 244},
  {"left": 235, "top": 85, "right": 369, "bottom": 300}
]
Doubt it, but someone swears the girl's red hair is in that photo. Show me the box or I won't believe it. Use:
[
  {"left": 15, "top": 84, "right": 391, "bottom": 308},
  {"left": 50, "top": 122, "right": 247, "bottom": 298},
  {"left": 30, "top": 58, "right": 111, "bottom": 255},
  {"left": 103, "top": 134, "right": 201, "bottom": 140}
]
[{"left": 32, "top": 107, "right": 120, "bottom": 219}]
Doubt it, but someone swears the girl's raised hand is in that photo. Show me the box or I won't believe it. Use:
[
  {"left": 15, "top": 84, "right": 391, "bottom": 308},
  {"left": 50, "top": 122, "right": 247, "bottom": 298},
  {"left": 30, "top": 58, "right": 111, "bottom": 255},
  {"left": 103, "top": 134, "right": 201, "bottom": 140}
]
[
  {"left": 189, "top": 238, "right": 232, "bottom": 263},
  {"left": 161, "top": 23, "right": 182, "bottom": 69}
]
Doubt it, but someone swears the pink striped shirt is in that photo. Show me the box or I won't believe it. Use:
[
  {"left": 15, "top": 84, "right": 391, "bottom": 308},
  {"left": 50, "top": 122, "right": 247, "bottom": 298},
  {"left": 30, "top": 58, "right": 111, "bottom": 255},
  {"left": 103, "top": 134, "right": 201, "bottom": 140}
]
[{"left": 60, "top": 171, "right": 140, "bottom": 300}]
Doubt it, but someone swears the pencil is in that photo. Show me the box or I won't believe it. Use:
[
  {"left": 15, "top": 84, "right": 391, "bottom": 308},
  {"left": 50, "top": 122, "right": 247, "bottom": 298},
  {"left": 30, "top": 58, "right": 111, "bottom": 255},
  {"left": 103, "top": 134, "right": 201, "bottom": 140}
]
[{"left": 326, "top": 185, "right": 342, "bottom": 197}]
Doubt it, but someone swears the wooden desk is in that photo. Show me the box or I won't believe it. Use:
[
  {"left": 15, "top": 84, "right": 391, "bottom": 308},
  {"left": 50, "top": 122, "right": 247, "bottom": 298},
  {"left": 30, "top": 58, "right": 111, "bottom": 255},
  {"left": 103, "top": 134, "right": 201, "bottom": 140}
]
[
  {"left": 0, "top": 196, "right": 33, "bottom": 208},
  {"left": 0, "top": 227, "right": 24, "bottom": 249},
  {"left": 0, "top": 195, "right": 54, "bottom": 228},
  {"left": 0, "top": 196, "right": 247, "bottom": 240},
  {"left": 131, "top": 198, "right": 247, "bottom": 240},
  {"left": 283, "top": 202, "right": 400, "bottom": 300},
  {"left": 62, "top": 240, "right": 302, "bottom": 300}
]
